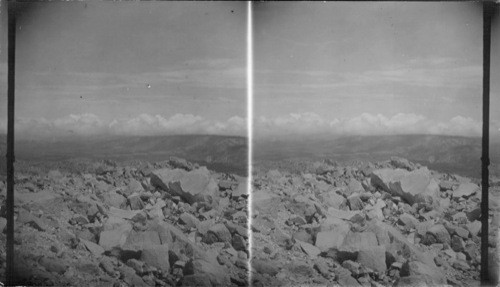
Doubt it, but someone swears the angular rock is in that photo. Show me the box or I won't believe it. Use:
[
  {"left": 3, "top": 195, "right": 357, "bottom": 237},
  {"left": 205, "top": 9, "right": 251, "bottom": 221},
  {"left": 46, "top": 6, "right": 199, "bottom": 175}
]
[
  {"left": 203, "top": 223, "right": 232, "bottom": 244},
  {"left": 390, "top": 157, "right": 415, "bottom": 170},
  {"left": 322, "top": 191, "right": 347, "bottom": 209},
  {"left": 126, "top": 179, "right": 144, "bottom": 196},
  {"left": 371, "top": 168, "right": 439, "bottom": 206},
  {"left": 342, "top": 231, "right": 378, "bottom": 252},
  {"left": 315, "top": 229, "right": 349, "bottom": 252},
  {"left": 81, "top": 239, "right": 105, "bottom": 257},
  {"left": 141, "top": 245, "right": 170, "bottom": 273},
  {"left": 347, "top": 179, "right": 364, "bottom": 195},
  {"left": 357, "top": 246, "right": 387, "bottom": 273},
  {"left": 127, "top": 193, "right": 144, "bottom": 210},
  {"left": 466, "top": 220, "right": 481, "bottom": 237},
  {"left": 102, "top": 191, "right": 127, "bottom": 208},
  {"left": 422, "top": 224, "right": 451, "bottom": 245},
  {"left": 231, "top": 180, "right": 248, "bottom": 198},
  {"left": 287, "top": 262, "right": 315, "bottom": 277},
  {"left": 99, "top": 218, "right": 133, "bottom": 251},
  {"left": 150, "top": 167, "right": 218, "bottom": 204},
  {"left": 179, "top": 212, "right": 201, "bottom": 230},
  {"left": 452, "top": 182, "right": 479, "bottom": 199},
  {"left": 451, "top": 235, "right": 465, "bottom": 253},
  {"left": 454, "top": 226, "right": 469, "bottom": 239},
  {"left": 184, "top": 257, "right": 230, "bottom": 286},
  {"left": 398, "top": 213, "right": 419, "bottom": 229},
  {"left": 252, "top": 259, "right": 279, "bottom": 276},
  {"left": 347, "top": 193, "right": 364, "bottom": 211},
  {"left": 232, "top": 234, "right": 246, "bottom": 251},
  {"left": 400, "top": 261, "right": 446, "bottom": 285},
  {"left": 39, "top": 257, "right": 68, "bottom": 274},
  {"left": 439, "top": 181, "right": 455, "bottom": 191},
  {"left": 314, "top": 258, "right": 331, "bottom": 279},
  {"left": 372, "top": 220, "right": 436, "bottom": 267},
  {"left": 122, "top": 230, "right": 161, "bottom": 251},
  {"left": 292, "top": 230, "right": 314, "bottom": 245},
  {"left": 297, "top": 240, "right": 321, "bottom": 258},
  {"left": 452, "top": 260, "right": 470, "bottom": 271}
]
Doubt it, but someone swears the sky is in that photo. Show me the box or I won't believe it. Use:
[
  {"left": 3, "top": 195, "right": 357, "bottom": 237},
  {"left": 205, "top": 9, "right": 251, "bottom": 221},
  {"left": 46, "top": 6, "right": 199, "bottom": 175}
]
[
  {"left": 254, "top": 2, "right": 500, "bottom": 139},
  {"left": 0, "top": 1, "right": 499, "bottom": 140},
  {"left": 0, "top": 1, "right": 247, "bottom": 139}
]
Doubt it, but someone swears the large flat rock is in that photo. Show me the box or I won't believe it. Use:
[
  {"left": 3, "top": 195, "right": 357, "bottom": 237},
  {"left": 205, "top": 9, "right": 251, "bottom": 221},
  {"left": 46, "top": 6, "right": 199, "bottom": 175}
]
[
  {"left": 371, "top": 168, "right": 439, "bottom": 206},
  {"left": 150, "top": 167, "right": 218, "bottom": 204}
]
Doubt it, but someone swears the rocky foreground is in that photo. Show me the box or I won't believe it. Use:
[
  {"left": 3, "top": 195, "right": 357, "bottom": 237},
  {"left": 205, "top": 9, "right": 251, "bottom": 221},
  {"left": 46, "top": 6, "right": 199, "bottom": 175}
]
[
  {"left": 0, "top": 157, "right": 249, "bottom": 286},
  {"left": 251, "top": 157, "right": 500, "bottom": 286}
]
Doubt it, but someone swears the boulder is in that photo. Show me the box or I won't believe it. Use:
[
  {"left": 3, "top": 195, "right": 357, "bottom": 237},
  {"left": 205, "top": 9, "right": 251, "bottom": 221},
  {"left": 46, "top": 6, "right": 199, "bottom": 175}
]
[
  {"left": 315, "top": 229, "right": 349, "bottom": 252},
  {"left": 101, "top": 191, "right": 127, "bottom": 209},
  {"left": 452, "top": 182, "right": 479, "bottom": 199},
  {"left": 357, "top": 246, "right": 387, "bottom": 273},
  {"left": 371, "top": 168, "right": 439, "bottom": 206},
  {"left": 320, "top": 215, "right": 351, "bottom": 232},
  {"left": 322, "top": 191, "right": 347, "bottom": 209},
  {"left": 390, "top": 157, "right": 414, "bottom": 170},
  {"left": 148, "top": 220, "right": 205, "bottom": 260},
  {"left": 127, "top": 193, "right": 144, "bottom": 210},
  {"left": 451, "top": 235, "right": 465, "bottom": 253},
  {"left": 372, "top": 220, "right": 436, "bottom": 267},
  {"left": 341, "top": 231, "right": 379, "bottom": 252},
  {"left": 398, "top": 213, "right": 419, "bottom": 229},
  {"left": 400, "top": 261, "right": 446, "bottom": 285},
  {"left": 231, "top": 180, "right": 248, "bottom": 198},
  {"left": 422, "top": 224, "right": 451, "bottom": 245},
  {"left": 203, "top": 223, "right": 232, "bottom": 244},
  {"left": 150, "top": 167, "right": 218, "bottom": 204},
  {"left": 232, "top": 234, "right": 246, "bottom": 251},
  {"left": 179, "top": 212, "right": 201, "bottom": 230},
  {"left": 39, "top": 257, "right": 68, "bottom": 275},
  {"left": 347, "top": 179, "right": 364, "bottom": 195},
  {"left": 297, "top": 240, "right": 321, "bottom": 258},
  {"left": 98, "top": 218, "right": 133, "bottom": 251},
  {"left": 466, "top": 220, "right": 481, "bottom": 237},
  {"left": 252, "top": 259, "right": 279, "bottom": 276},
  {"left": 184, "top": 257, "right": 230, "bottom": 287},
  {"left": 141, "top": 245, "right": 170, "bottom": 273},
  {"left": 126, "top": 179, "right": 144, "bottom": 196},
  {"left": 81, "top": 239, "right": 105, "bottom": 257},
  {"left": 122, "top": 230, "right": 162, "bottom": 251},
  {"left": 168, "top": 156, "right": 193, "bottom": 171},
  {"left": 347, "top": 193, "right": 364, "bottom": 210}
]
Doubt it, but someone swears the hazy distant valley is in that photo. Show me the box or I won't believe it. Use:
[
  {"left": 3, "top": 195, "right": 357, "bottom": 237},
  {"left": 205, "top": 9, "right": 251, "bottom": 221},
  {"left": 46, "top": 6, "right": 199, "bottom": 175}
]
[
  {"left": 1, "top": 134, "right": 498, "bottom": 179},
  {"left": 4, "top": 135, "right": 248, "bottom": 177},
  {"left": 254, "top": 134, "right": 500, "bottom": 179}
]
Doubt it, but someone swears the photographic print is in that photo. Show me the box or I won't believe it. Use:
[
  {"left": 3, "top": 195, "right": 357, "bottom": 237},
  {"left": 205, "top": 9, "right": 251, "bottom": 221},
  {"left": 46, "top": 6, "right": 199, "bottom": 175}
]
[
  {"left": 251, "top": 2, "right": 499, "bottom": 286},
  {"left": 0, "top": 1, "right": 248, "bottom": 286},
  {"left": 0, "top": 1, "right": 499, "bottom": 286}
]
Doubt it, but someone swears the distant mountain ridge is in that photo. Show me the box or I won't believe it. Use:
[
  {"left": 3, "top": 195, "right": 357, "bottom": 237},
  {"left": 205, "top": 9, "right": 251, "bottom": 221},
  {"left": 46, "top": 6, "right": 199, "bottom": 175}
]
[
  {"left": 254, "top": 134, "right": 500, "bottom": 179},
  {"left": 2, "top": 134, "right": 500, "bottom": 179},
  {"left": 13, "top": 134, "right": 248, "bottom": 176}
]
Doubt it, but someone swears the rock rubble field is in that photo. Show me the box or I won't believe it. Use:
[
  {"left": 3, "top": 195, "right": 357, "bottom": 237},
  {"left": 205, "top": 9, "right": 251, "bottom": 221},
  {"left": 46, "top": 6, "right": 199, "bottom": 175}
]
[
  {"left": 0, "top": 157, "right": 249, "bottom": 286},
  {"left": 251, "top": 157, "right": 500, "bottom": 286}
]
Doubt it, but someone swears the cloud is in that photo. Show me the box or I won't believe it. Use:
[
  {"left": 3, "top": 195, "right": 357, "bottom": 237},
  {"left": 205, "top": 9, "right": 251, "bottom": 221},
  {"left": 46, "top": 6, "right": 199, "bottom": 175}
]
[
  {"left": 2, "top": 112, "right": 499, "bottom": 140},
  {"left": 7, "top": 113, "right": 247, "bottom": 140},
  {"left": 254, "top": 112, "right": 497, "bottom": 138}
]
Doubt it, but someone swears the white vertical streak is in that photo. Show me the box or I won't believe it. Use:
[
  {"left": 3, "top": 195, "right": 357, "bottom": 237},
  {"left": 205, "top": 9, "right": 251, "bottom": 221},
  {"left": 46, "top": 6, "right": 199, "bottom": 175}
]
[{"left": 246, "top": 1, "right": 253, "bottom": 285}]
